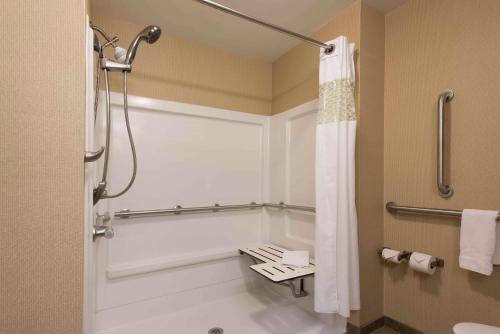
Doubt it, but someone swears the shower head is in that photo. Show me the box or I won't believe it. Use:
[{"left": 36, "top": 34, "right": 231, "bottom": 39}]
[{"left": 125, "top": 25, "right": 162, "bottom": 65}]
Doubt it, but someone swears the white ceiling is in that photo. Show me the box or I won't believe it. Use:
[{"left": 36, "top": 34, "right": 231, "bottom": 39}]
[{"left": 92, "top": 0, "right": 407, "bottom": 61}]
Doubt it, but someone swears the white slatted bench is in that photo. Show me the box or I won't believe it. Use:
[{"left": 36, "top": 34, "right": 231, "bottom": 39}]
[{"left": 239, "top": 244, "right": 315, "bottom": 297}]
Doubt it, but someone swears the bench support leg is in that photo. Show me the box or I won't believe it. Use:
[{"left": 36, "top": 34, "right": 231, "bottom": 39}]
[{"left": 282, "top": 278, "right": 308, "bottom": 298}]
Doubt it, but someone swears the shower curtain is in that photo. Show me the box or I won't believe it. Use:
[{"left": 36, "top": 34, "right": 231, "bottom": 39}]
[{"left": 315, "top": 36, "right": 360, "bottom": 321}]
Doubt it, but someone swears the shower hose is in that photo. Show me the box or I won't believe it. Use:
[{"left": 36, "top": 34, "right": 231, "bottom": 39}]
[{"left": 95, "top": 69, "right": 138, "bottom": 201}]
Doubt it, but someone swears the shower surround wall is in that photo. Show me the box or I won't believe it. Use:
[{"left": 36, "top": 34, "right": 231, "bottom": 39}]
[
  {"left": 384, "top": 0, "right": 500, "bottom": 332},
  {"left": 93, "top": 94, "right": 270, "bottom": 331},
  {"left": 91, "top": 0, "right": 386, "bottom": 331}
]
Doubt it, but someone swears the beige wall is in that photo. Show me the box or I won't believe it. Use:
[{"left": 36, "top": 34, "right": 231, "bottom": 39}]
[
  {"left": 272, "top": 1, "right": 386, "bottom": 327},
  {"left": 7, "top": 1, "right": 500, "bottom": 332},
  {"left": 91, "top": 15, "right": 272, "bottom": 116},
  {"left": 357, "top": 2, "right": 385, "bottom": 326},
  {"left": 271, "top": 1, "right": 361, "bottom": 116},
  {"left": 384, "top": 0, "right": 500, "bottom": 332},
  {"left": 0, "top": 1, "right": 86, "bottom": 334}
]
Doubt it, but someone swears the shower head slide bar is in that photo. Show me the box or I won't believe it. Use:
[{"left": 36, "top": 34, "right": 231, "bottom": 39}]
[
  {"left": 386, "top": 202, "right": 500, "bottom": 221},
  {"left": 114, "top": 202, "right": 315, "bottom": 219}
]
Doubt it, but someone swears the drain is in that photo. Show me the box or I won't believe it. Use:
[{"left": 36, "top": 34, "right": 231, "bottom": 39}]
[{"left": 208, "top": 327, "right": 224, "bottom": 334}]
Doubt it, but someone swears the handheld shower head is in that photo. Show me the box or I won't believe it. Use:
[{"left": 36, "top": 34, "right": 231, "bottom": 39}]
[{"left": 125, "top": 25, "right": 161, "bottom": 65}]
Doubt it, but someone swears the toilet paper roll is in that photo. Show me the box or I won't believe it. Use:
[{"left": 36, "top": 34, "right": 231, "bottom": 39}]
[
  {"left": 381, "top": 248, "right": 405, "bottom": 263},
  {"left": 409, "top": 252, "right": 436, "bottom": 275}
]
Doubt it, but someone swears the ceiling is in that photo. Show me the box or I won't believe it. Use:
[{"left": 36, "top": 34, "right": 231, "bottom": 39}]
[{"left": 92, "top": 0, "right": 407, "bottom": 61}]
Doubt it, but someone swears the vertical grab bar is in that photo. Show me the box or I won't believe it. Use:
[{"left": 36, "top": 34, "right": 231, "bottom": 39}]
[{"left": 437, "top": 89, "right": 454, "bottom": 198}]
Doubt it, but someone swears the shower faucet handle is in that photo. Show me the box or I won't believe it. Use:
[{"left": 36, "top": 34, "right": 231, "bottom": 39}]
[
  {"left": 93, "top": 212, "right": 114, "bottom": 241},
  {"left": 93, "top": 225, "right": 114, "bottom": 241}
]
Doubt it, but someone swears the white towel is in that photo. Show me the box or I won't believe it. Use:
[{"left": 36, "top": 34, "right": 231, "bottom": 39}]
[
  {"left": 494, "top": 223, "right": 500, "bottom": 265},
  {"left": 281, "top": 251, "right": 310, "bottom": 267},
  {"left": 459, "top": 209, "right": 499, "bottom": 275}
]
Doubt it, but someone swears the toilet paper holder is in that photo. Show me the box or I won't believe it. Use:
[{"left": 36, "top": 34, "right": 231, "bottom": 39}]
[
  {"left": 378, "top": 247, "right": 412, "bottom": 262},
  {"left": 378, "top": 247, "right": 445, "bottom": 268},
  {"left": 430, "top": 257, "right": 445, "bottom": 269}
]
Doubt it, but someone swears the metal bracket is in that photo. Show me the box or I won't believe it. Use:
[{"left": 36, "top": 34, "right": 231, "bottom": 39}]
[
  {"left": 93, "top": 212, "right": 114, "bottom": 241},
  {"left": 397, "top": 250, "right": 412, "bottom": 262},
  {"left": 324, "top": 44, "right": 335, "bottom": 55},
  {"left": 213, "top": 203, "right": 221, "bottom": 212},
  {"left": 280, "top": 279, "right": 308, "bottom": 298},
  {"left": 100, "top": 57, "right": 131, "bottom": 72},
  {"left": 378, "top": 248, "right": 412, "bottom": 262},
  {"left": 431, "top": 258, "right": 445, "bottom": 269},
  {"left": 84, "top": 147, "right": 105, "bottom": 163},
  {"left": 93, "top": 181, "right": 107, "bottom": 205},
  {"left": 95, "top": 212, "right": 111, "bottom": 226}
]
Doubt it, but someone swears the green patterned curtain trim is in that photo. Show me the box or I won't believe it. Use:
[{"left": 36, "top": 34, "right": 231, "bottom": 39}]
[{"left": 317, "top": 79, "right": 357, "bottom": 124}]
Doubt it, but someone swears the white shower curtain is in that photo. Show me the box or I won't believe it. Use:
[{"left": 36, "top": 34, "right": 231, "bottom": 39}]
[{"left": 314, "top": 36, "right": 360, "bottom": 321}]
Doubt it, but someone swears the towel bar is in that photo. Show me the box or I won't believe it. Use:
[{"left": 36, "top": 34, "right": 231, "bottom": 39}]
[{"left": 386, "top": 202, "right": 500, "bottom": 221}]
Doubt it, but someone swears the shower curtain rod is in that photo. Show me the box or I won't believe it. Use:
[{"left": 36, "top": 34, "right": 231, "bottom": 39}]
[{"left": 192, "top": 0, "right": 335, "bottom": 54}]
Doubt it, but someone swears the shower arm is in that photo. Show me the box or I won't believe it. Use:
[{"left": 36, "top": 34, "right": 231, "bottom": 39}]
[{"left": 90, "top": 23, "right": 117, "bottom": 47}]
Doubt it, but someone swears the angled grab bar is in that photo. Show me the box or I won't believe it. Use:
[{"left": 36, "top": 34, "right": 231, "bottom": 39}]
[{"left": 437, "top": 89, "right": 454, "bottom": 198}]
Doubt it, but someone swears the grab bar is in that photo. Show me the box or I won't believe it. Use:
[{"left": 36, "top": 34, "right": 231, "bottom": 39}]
[
  {"left": 437, "top": 89, "right": 454, "bottom": 198},
  {"left": 386, "top": 201, "right": 500, "bottom": 221},
  {"left": 264, "top": 202, "right": 316, "bottom": 212},
  {"left": 114, "top": 202, "right": 315, "bottom": 219}
]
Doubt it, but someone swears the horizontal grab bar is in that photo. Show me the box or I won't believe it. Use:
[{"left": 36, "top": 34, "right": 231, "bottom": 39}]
[
  {"left": 115, "top": 202, "right": 315, "bottom": 219},
  {"left": 115, "top": 203, "right": 263, "bottom": 219},
  {"left": 264, "top": 202, "right": 316, "bottom": 213},
  {"left": 386, "top": 201, "right": 500, "bottom": 221}
]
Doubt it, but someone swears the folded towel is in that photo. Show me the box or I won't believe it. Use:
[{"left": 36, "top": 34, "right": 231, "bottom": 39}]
[
  {"left": 282, "top": 250, "right": 310, "bottom": 267},
  {"left": 494, "top": 222, "right": 500, "bottom": 265},
  {"left": 460, "top": 209, "right": 499, "bottom": 275}
]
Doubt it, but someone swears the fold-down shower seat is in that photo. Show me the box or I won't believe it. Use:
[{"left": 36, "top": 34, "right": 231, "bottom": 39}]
[{"left": 239, "top": 244, "right": 315, "bottom": 297}]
